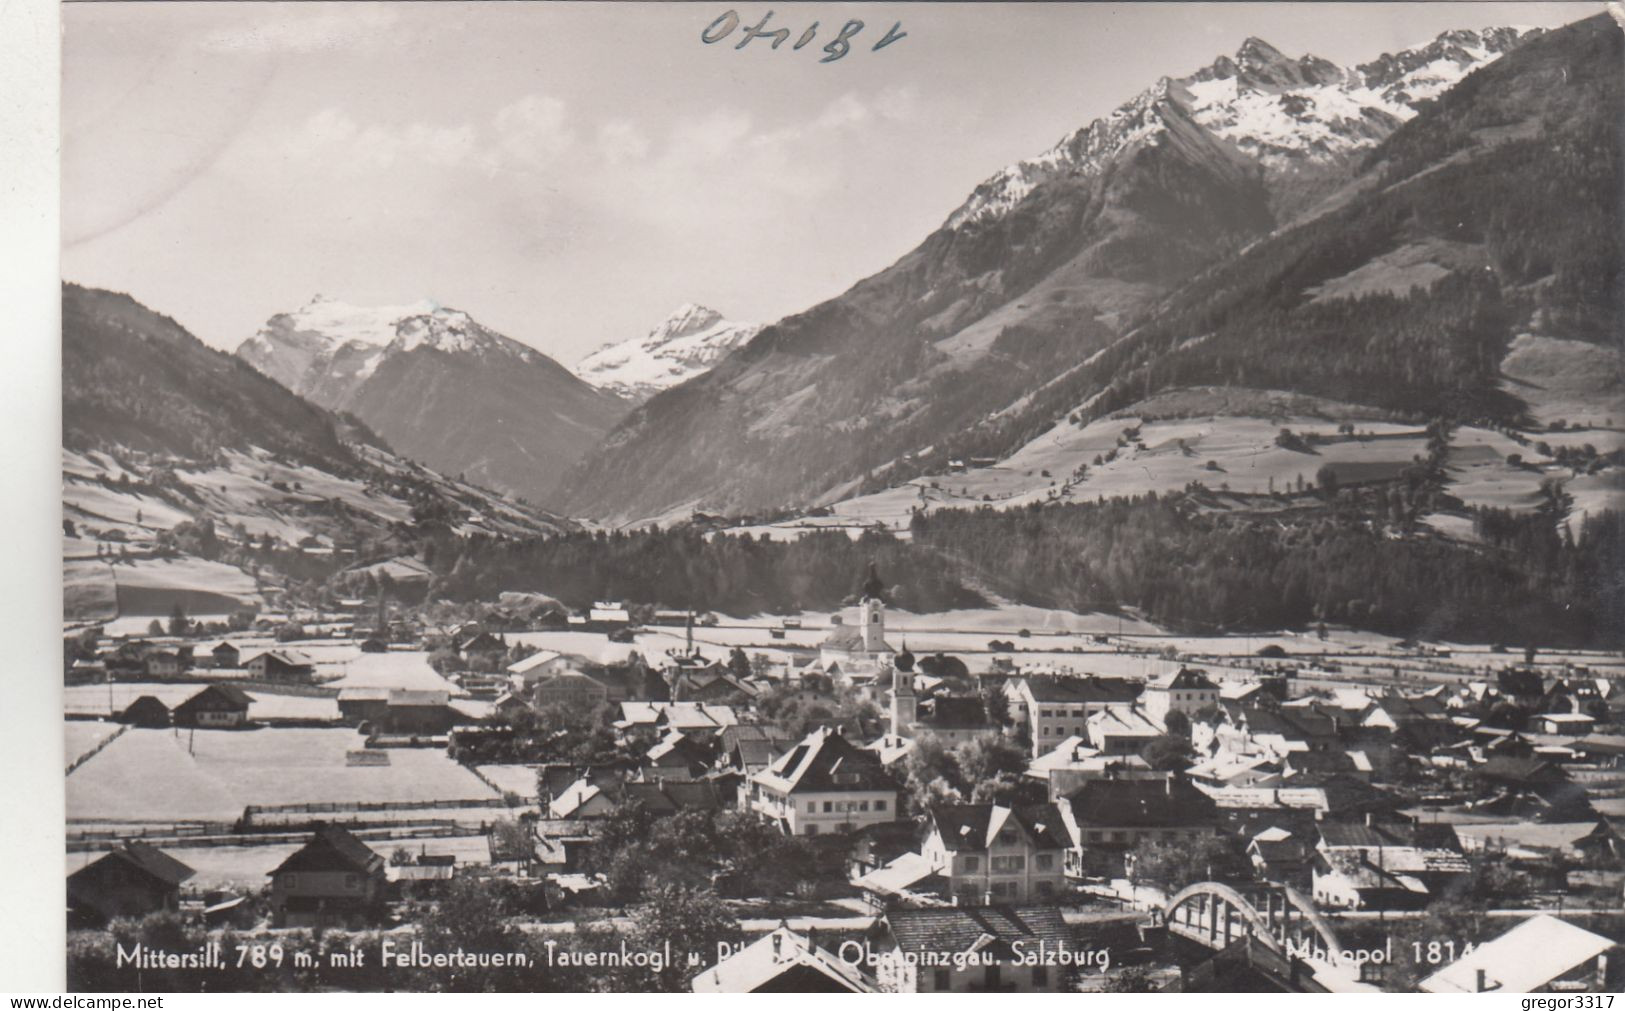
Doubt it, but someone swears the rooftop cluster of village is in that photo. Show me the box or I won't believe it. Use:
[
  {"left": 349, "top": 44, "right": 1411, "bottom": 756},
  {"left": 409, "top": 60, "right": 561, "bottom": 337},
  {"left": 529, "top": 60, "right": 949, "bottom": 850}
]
[{"left": 62, "top": 567, "right": 1625, "bottom": 992}]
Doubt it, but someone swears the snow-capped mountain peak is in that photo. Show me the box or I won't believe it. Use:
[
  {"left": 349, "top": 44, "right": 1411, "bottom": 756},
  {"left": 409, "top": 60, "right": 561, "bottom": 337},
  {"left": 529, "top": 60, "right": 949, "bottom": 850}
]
[
  {"left": 241, "top": 295, "right": 543, "bottom": 373},
  {"left": 945, "top": 25, "right": 1542, "bottom": 230},
  {"left": 237, "top": 295, "right": 554, "bottom": 409},
  {"left": 573, "top": 304, "right": 762, "bottom": 402}
]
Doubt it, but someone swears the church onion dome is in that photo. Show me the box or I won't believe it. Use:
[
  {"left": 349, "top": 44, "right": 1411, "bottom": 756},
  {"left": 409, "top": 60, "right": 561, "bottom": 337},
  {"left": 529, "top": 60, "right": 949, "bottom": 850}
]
[
  {"left": 860, "top": 562, "right": 886, "bottom": 602},
  {"left": 895, "top": 643, "right": 915, "bottom": 673}
]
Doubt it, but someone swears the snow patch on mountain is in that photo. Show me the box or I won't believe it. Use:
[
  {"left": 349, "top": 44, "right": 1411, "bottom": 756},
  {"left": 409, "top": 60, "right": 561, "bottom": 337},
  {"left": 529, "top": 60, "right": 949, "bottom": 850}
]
[
  {"left": 946, "top": 26, "right": 1541, "bottom": 229},
  {"left": 574, "top": 303, "right": 762, "bottom": 402},
  {"left": 238, "top": 294, "right": 550, "bottom": 396}
]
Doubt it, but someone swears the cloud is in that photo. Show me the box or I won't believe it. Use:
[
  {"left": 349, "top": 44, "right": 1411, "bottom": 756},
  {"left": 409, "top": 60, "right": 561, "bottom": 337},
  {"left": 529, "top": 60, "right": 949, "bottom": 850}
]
[
  {"left": 199, "top": 6, "right": 401, "bottom": 54},
  {"left": 577, "top": 87, "right": 923, "bottom": 232},
  {"left": 268, "top": 108, "right": 478, "bottom": 175},
  {"left": 490, "top": 95, "right": 574, "bottom": 170},
  {"left": 597, "top": 120, "right": 650, "bottom": 165}
]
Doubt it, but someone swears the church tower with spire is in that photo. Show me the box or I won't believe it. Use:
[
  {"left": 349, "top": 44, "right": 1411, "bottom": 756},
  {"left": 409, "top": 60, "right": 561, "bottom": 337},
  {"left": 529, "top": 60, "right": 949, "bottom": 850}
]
[
  {"left": 890, "top": 642, "right": 916, "bottom": 738},
  {"left": 859, "top": 562, "right": 887, "bottom": 654}
]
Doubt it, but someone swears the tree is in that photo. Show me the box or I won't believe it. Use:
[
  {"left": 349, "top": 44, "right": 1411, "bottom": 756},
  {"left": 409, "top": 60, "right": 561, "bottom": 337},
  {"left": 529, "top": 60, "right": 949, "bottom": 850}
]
[
  {"left": 953, "top": 732, "right": 1028, "bottom": 787},
  {"left": 168, "top": 602, "right": 189, "bottom": 637},
  {"left": 901, "top": 732, "right": 965, "bottom": 813},
  {"left": 1140, "top": 734, "right": 1195, "bottom": 772},
  {"left": 628, "top": 886, "right": 741, "bottom": 992},
  {"left": 1103, "top": 965, "right": 1160, "bottom": 992},
  {"left": 979, "top": 680, "right": 1011, "bottom": 726},
  {"left": 1315, "top": 465, "right": 1340, "bottom": 498},
  {"left": 1163, "top": 709, "right": 1192, "bottom": 741},
  {"left": 410, "top": 877, "right": 532, "bottom": 991},
  {"left": 727, "top": 647, "right": 751, "bottom": 680},
  {"left": 274, "top": 622, "right": 307, "bottom": 643},
  {"left": 146, "top": 619, "right": 164, "bottom": 636},
  {"left": 1127, "top": 833, "right": 1250, "bottom": 894}
]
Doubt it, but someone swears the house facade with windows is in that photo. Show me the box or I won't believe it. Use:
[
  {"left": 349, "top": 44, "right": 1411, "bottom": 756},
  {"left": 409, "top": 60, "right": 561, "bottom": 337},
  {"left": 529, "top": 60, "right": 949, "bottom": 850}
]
[
  {"left": 921, "top": 803, "right": 1068, "bottom": 904},
  {"left": 867, "top": 906, "right": 1073, "bottom": 993},
  {"left": 245, "top": 649, "right": 316, "bottom": 683},
  {"left": 748, "top": 727, "right": 899, "bottom": 836},
  {"left": 1062, "top": 775, "right": 1219, "bottom": 877},
  {"left": 1140, "top": 667, "right": 1220, "bottom": 724},
  {"left": 267, "top": 825, "right": 387, "bottom": 928},
  {"left": 172, "top": 683, "right": 252, "bottom": 728},
  {"left": 532, "top": 669, "right": 611, "bottom": 709},
  {"left": 1010, "top": 676, "right": 1141, "bottom": 757}
]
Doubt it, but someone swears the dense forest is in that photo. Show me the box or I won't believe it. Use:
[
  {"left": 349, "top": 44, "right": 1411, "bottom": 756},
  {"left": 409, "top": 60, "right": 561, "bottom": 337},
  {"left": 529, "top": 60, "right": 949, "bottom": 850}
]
[
  {"left": 407, "top": 485, "right": 1623, "bottom": 648},
  {"left": 422, "top": 527, "right": 985, "bottom": 615},
  {"left": 911, "top": 496, "right": 1624, "bottom": 648}
]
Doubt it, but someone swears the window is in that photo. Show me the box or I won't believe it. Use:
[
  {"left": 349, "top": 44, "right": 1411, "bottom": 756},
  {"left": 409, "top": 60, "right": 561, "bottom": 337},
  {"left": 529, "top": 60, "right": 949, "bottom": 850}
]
[
  {"left": 1111, "top": 831, "right": 1126, "bottom": 842},
  {"left": 932, "top": 968, "right": 951, "bottom": 991},
  {"left": 991, "top": 855, "right": 1025, "bottom": 872},
  {"left": 997, "top": 829, "right": 1018, "bottom": 845},
  {"left": 805, "top": 824, "right": 819, "bottom": 836},
  {"left": 858, "top": 800, "right": 869, "bottom": 812},
  {"left": 1036, "top": 853, "right": 1054, "bottom": 870},
  {"left": 1087, "top": 831, "right": 1102, "bottom": 842},
  {"left": 1036, "top": 880, "right": 1055, "bottom": 897},
  {"left": 808, "top": 801, "right": 816, "bottom": 813},
  {"left": 876, "top": 799, "right": 887, "bottom": 812},
  {"left": 1040, "top": 709, "right": 1052, "bottom": 718},
  {"left": 962, "top": 855, "right": 980, "bottom": 872},
  {"left": 824, "top": 801, "right": 833, "bottom": 813}
]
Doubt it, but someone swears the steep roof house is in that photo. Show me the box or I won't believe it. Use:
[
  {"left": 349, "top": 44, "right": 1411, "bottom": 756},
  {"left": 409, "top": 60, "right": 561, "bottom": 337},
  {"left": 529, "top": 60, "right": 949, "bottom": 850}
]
[
  {"left": 1064, "top": 775, "right": 1218, "bottom": 877},
  {"left": 267, "top": 825, "right": 387, "bottom": 928},
  {"left": 922, "top": 803, "right": 1069, "bottom": 905},
  {"left": 1311, "top": 818, "right": 1468, "bottom": 911},
  {"left": 172, "top": 683, "right": 253, "bottom": 728},
  {"left": 867, "top": 906, "right": 1073, "bottom": 992},
  {"left": 244, "top": 649, "right": 316, "bottom": 683},
  {"left": 1420, "top": 915, "right": 1616, "bottom": 994},
  {"left": 692, "top": 923, "right": 879, "bottom": 992},
  {"left": 119, "top": 695, "right": 172, "bottom": 728},
  {"left": 749, "top": 727, "right": 899, "bottom": 837},
  {"left": 67, "top": 842, "right": 196, "bottom": 926}
]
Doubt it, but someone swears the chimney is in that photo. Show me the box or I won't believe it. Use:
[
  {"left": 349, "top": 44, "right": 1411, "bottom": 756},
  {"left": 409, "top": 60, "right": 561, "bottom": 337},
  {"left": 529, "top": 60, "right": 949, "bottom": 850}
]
[
  {"left": 807, "top": 926, "right": 819, "bottom": 953},
  {"left": 1475, "top": 968, "right": 1487, "bottom": 993},
  {"left": 772, "top": 931, "right": 783, "bottom": 960}
]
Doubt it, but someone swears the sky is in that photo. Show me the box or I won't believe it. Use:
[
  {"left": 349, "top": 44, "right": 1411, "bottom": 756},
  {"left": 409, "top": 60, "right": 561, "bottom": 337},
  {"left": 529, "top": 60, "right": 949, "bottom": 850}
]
[{"left": 61, "top": 1, "right": 1603, "bottom": 364}]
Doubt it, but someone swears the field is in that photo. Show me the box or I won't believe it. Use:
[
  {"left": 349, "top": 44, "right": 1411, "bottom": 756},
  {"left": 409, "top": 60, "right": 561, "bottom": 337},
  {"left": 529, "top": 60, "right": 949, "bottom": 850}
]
[
  {"left": 64, "top": 721, "right": 124, "bottom": 767},
  {"left": 475, "top": 764, "right": 542, "bottom": 799},
  {"left": 741, "top": 393, "right": 1438, "bottom": 540},
  {"left": 721, "top": 358, "right": 1622, "bottom": 548},
  {"left": 63, "top": 684, "right": 341, "bottom": 722},
  {"left": 63, "top": 554, "right": 263, "bottom": 621},
  {"left": 66, "top": 727, "right": 498, "bottom": 824},
  {"left": 66, "top": 834, "right": 494, "bottom": 890},
  {"left": 1499, "top": 334, "right": 1623, "bottom": 432}
]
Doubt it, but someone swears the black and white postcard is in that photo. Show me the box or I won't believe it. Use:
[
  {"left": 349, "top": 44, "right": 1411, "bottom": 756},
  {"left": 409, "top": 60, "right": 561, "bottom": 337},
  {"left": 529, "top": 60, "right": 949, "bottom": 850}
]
[{"left": 48, "top": 0, "right": 1625, "bottom": 995}]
